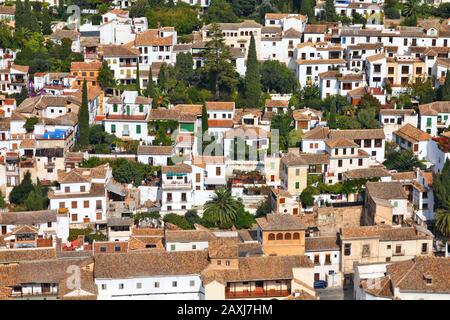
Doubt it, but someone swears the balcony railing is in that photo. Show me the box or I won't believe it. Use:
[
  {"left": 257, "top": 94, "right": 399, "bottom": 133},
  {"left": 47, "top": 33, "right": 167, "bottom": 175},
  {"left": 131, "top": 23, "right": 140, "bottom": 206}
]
[
  {"left": 162, "top": 180, "right": 192, "bottom": 189},
  {"left": 225, "top": 288, "right": 290, "bottom": 299}
]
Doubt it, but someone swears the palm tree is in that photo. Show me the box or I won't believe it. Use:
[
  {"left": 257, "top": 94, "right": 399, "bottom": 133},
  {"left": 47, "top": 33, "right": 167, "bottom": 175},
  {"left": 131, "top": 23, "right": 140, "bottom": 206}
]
[
  {"left": 203, "top": 188, "right": 241, "bottom": 226},
  {"left": 435, "top": 210, "right": 450, "bottom": 236},
  {"left": 402, "top": 0, "right": 420, "bottom": 17}
]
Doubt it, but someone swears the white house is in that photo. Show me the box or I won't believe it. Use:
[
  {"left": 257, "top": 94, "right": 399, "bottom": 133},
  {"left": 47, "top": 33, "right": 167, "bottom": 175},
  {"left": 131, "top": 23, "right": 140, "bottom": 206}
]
[
  {"left": 165, "top": 229, "right": 216, "bottom": 252},
  {"left": 393, "top": 124, "right": 432, "bottom": 161},
  {"left": 103, "top": 91, "right": 152, "bottom": 142},
  {"left": 95, "top": 250, "right": 210, "bottom": 300},
  {"left": 419, "top": 101, "right": 450, "bottom": 137},
  {"left": 379, "top": 109, "right": 418, "bottom": 142},
  {"left": 48, "top": 164, "right": 111, "bottom": 226},
  {"left": 137, "top": 145, "right": 173, "bottom": 166},
  {"left": 305, "top": 236, "right": 341, "bottom": 287}
]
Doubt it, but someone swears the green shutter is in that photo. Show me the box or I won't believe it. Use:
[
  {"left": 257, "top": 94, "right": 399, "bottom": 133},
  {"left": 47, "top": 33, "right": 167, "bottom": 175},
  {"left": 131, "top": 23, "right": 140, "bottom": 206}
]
[
  {"left": 295, "top": 182, "right": 300, "bottom": 189},
  {"left": 126, "top": 105, "right": 130, "bottom": 116},
  {"left": 113, "top": 104, "right": 118, "bottom": 112},
  {"left": 139, "top": 105, "right": 144, "bottom": 113},
  {"left": 180, "top": 123, "right": 195, "bottom": 132},
  {"left": 426, "top": 118, "right": 432, "bottom": 126},
  {"left": 136, "top": 125, "right": 141, "bottom": 134},
  {"left": 111, "top": 124, "right": 116, "bottom": 133}
]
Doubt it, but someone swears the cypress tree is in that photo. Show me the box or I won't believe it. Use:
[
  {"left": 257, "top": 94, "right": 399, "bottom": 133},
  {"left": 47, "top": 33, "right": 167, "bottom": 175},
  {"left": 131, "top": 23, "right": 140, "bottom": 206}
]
[
  {"left": 244, "top": 35, "right": 261, "bottom": 107},
  {"left": 146, "top": 65, "right": 157, "bottom": 108},
  {"left": 201, "top": 102, "right": 208, "bottom": 134},
  {"left": 325, "top": 0, "right": 336, "bottom": 22},
  {"left": 441, "top": 70, "right": 450, "bottom": 101},
  {"left": 329, "top": 99, "right": 337, "bottom": 128},
  {"left": 300, "top": 0, "right": 314, "bottom": 20},
  {"left": 135, "top": 60, "right": 141, "bottom": 95},
  {"left": 78, "top": 79, "right": 90, "bottom": 149}
]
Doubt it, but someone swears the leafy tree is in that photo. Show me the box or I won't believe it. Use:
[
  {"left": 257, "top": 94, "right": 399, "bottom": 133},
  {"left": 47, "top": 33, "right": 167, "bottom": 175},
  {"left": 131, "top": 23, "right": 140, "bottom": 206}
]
[
  {"left": 129, "top": 0, "right": 151, "bottom": 18},
  {"left": 260, "top": 60, "right": 298, "bottom": 94},
  {"left": 77, "top": 79, "right": 90, "bottom": 149},
  {"left": 243, "top": 35, "right": 261, "bottom": 107},
  {"left": 41, "top": 6, "right": 52, "bottom": 35},
  {"left": 204, "top": 0, "right": 239, "bottom": 23},
  {"left": 300, "top": 0, "right": 314, "bottom": 20},
  {"left": 112, "top": 161, "right": 144, "bottom": 187},
  {"left": 324, "top": 0, "right": 336, "bottom": 21},
  {"left": 407, "top": 77, "right": 434, "bottom": 104},
  {"left": 271, "top": 113, "right": 293, "bottom": 151},
  {"left": 98, "top": 60, "right": 115, "bottom": 90},
  {"left": 202, "top": 23, "right": 237, "bottom": 99},
  {"left": 201, "top": 102, "right": 208, "bottom": 134},
  {"left": 146, "top": 3, "right": 201, "bottom": 35},
  {"left": 233, "top": 205, "right": 256, "bottom": 229},
  {"left": 288, "top": 129, "right": 303, "bottom": 147},
  {"left": 383, "top": 148, "right": 425, "bottom": 172},
  {"left": 203, "top": 188, "right": 241, "bottom": 226},
  {"left": 0, "top": 190, "right": 5, "bottom": 208},
  {"left": 23, "top": 116, "right": 38, "bottom": 133},
  {"left": 357, "top": 107, "right": 380, "bottom": 129},
  {"left": 174, "top": 52, "right": 194, "bottom": 84},
  {"left": 145, "top": 65, "right": 158, "bottom": 108},
  {"left": 9, "top": 171, "right": 34, "bottom": 205},
  {"left": 435, "top": 211, "right": 450, "bottom": 236},
  {"left": 384, "top": 7, "right": 400, "bottom": 19},
  {"left": 329, "top": 100, "right": 337, "bottom": 128},
  {"left": 300, "top": 188, "right": 315, "bottom": 207},
  {"left": 163, "top": 213, "right": 194, "bottom": 229},
  {"left": 25, "top": 182, "right": 44, "bottom": 211},
  {"left": 185, "top": 209, "right": 201, "bottom": 225},
  {"left": 255, "top": 197, "right": 272, "bottom": 217}
]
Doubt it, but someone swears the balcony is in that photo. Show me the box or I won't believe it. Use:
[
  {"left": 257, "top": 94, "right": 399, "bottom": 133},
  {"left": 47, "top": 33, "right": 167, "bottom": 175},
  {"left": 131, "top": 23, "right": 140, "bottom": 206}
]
[
  {"left": 225, "top": 288, "right": 290, "bottom": 299},
  {"left": 162, "top": 180, "right": 192, "bottom": 189}
]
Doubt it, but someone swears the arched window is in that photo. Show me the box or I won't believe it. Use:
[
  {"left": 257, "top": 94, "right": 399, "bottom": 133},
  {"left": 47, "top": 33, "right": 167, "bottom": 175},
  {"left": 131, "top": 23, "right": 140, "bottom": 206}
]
[
  {"left": 276, "top": 233, "right": 283, "bottom": 240},
  {"left": 285, "top": 233, "right": 292, "bottom": 240},
  {"left": 245, "top": 31, "right": 249, "bottom": 36},
  {"left": 240, "top": 31, "right": 244, "bottom": 36},
  {"left": 268, "top": 233, "right": 275, "bottom": 240},
  {"left": 250, "top": 31, "right": 253, "bottom": 36},
  {"left": 293, "top": 232, "right": 300, "bottom": 240}
]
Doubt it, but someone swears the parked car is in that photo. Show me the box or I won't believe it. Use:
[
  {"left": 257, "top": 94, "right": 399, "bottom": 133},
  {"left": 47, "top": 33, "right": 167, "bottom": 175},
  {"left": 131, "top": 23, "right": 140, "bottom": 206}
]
[{"left": 314, "top": 280, "right": 328, "bottom": 289}]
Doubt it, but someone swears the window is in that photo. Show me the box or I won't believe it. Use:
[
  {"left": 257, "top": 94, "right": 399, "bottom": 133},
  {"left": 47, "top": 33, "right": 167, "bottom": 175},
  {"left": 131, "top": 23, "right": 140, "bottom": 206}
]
[
  {"left": 216, "top": 167, "right": 221, "bottom": 176},
  {"left": 136, "top": 283, "right": 142, "bottom": 289},
  {"left": 401, "top": 66, "right": 409, "bottom": 74},
  {"left": 276, "top": 233, "right": 283, "bottom": 240},
  {"left": 80, "top": 186, "right": 86, "bottom": 192},
  {"left": 295, "top": 182, "right": 300, "bottom": 189},
  {"left": 421, "top": 243, "right": 428, "bottom": 254},
  {"left": 65, "top": 186, "right": 70, "bottom": 193},
  {"left": 154, "top": 282, "right": 160, "bottom": 288},
  {"left": 314, "top": 255, "right": 320, "bottom": 265},
  {"left": 344, "top": 243, "right": 351, "bottom": 256},
  {"left": 84, "top": 200, "right": 89, "bottom": 208},
  {"left": 268, "top": 233, "right": 275, "bottom": 240},
  {"left": 118, "top": 284, "right": 124, "bottom": 290},
  {"left": 192, "top": 244, "right": 196, "bottom": 250},
  {"left": 59, "top": 202, "right": 65, "bottom": 209},
  {"left": 293, "top": 232, "right": 300, "bottom": 240},
  {"left": 172, "top": 281, "right": 177, "bottom": 287},
  {"left": 295, "top": 168, "right": 300, "bottom": 176},
  {"left": 71, "top": 201, "right": 77, "bottom": 209},
  {"left": 374, "top": 64, "right": 381, "bottom": 73},
  {"left": 387, "top": 245, "right": 391, "bottom": 249},
  {"left": 71, "top": 214, "right": 78, "bottom": 222},
  {"left": 325, "top": 254, "right": 331, "bottom": 265},
  {"left": 279, "top": 197, "right": 285, "bottom": 204},
  {"left": 225, "top": 260, "right": 230, "bottom": 266},
  {"left": 388, "top": 67, "right": 394, "bottom": 74},
  {"left": 96, "top": 200, "right": 102, "bottom": 210},
  {"left": 115, "top": 246, "right": 121, "bottom": 252},
  {"left": 217, "top": 260, "right": 222, "bottom": 265},
  {"left": 362, "top": 244, "right": 370, "bottom": 257},
  {"left": 338, "top": 160, "right": 343, "bottom": 167},
  {"left": 395, "top": 245, "right": 402, "bottom": 254},
  {"left": 111, "top": 124, "right": 116, "bottom": 133},
  {"left": 136, "top": 125, "right": 141, "bottom": 134},
  {"left": 285, "top": 233, "right": 291, "bottom": 240},
  {"left": 170, "top": 244, "right": 176, "bottom": 251},
  {"left": 358, "top": 159, "right": 363, "bottom": 166},
  {"left": 101, "top": 284, "right": 107, "bottom": 290}
]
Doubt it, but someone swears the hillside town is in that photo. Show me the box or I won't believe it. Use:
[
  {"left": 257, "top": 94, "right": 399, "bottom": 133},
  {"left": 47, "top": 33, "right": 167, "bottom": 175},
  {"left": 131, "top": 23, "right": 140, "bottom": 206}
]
[{"left": 0, "top": 0, "right": 449, "bottom": 301}]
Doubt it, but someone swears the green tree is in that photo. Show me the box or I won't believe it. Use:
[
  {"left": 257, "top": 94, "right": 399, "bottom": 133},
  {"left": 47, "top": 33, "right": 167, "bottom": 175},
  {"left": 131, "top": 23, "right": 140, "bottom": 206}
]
[
  {"left": 441, "top": 70, "right": 450, "bottom": 101},
  {"left": 145, "top": 65, "right": 158, "bottom": 108},
  {"left": 98, "top": 60, "right": 115, "bottom": 90},
  {"left": 325, "top": 0, "right": 336, "bottom": 21},
  {"left": 433, "top": 160, "right": 450, "bottom": 235},
  {"left": 41, "top": 6, "right": 52, "bottom": 35},
  {"left": 174, "top": 52, "right": 194, "bottom": 84},
  {"left": 23, "top": 116, "right": 38, "bottom": 133},
  {"left": 204, "top": 0, "right": 239, "bottom": 23},
  {"left": 0, "top": 190, "right": 6, "bottom": 208},
  {"left": 25, "top": 184, "right": 44, "bottom": 211},
  {"left": 288, "top": 129, "right": 303, "bottom": 147},
  {"left": 243, "top": 35, "right": 261, "bottom": 107},
  {"left": 329, "top": 100, "right": 337, "bottom": 128},
  {"left": 402, "top": 0, "right": 420, "bottom": 18},
  {"left": 9, "top": 171, "right": 34, "bottom": 205},
  {"left": 300, "top": 0, "right": 314, "bottom": 20},
  {"left": 203, "top": 188, "right": 241, "bottom": 226},
  {"left": 255, "top": 197, "right": 272, "bottom": 217},
  {"left": 135, "top": 60, "right": 141, "bottom": 95},
  {"left": 260, "top": 60, "right": 298, "bottom": 94},
  {"left": 163, "top": 213, "right": 194, "bottom": 229},
  {"left": 271, "top": 112, "right": 293, "bottom": 151},
  {"left": 201, "top": 102, "right": 208, "bottom": 134},
  {"left": 77, "top": 79, "right": 90, "bottom": 149},
  {"left": 202, "top": 23, "right": 237, "bottom": 99},
  {"left": 383, "top": 148, "right": 425, "bottom": 172},
  {"left": 300, "top": 189, "right": 315, "bottom": 207}
]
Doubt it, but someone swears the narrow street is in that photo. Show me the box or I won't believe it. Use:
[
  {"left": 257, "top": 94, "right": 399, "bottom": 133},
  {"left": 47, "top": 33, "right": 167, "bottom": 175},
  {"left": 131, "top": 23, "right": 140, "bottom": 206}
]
[{"left": 316, "top": 286, "right": 354, "bottom": 300}]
